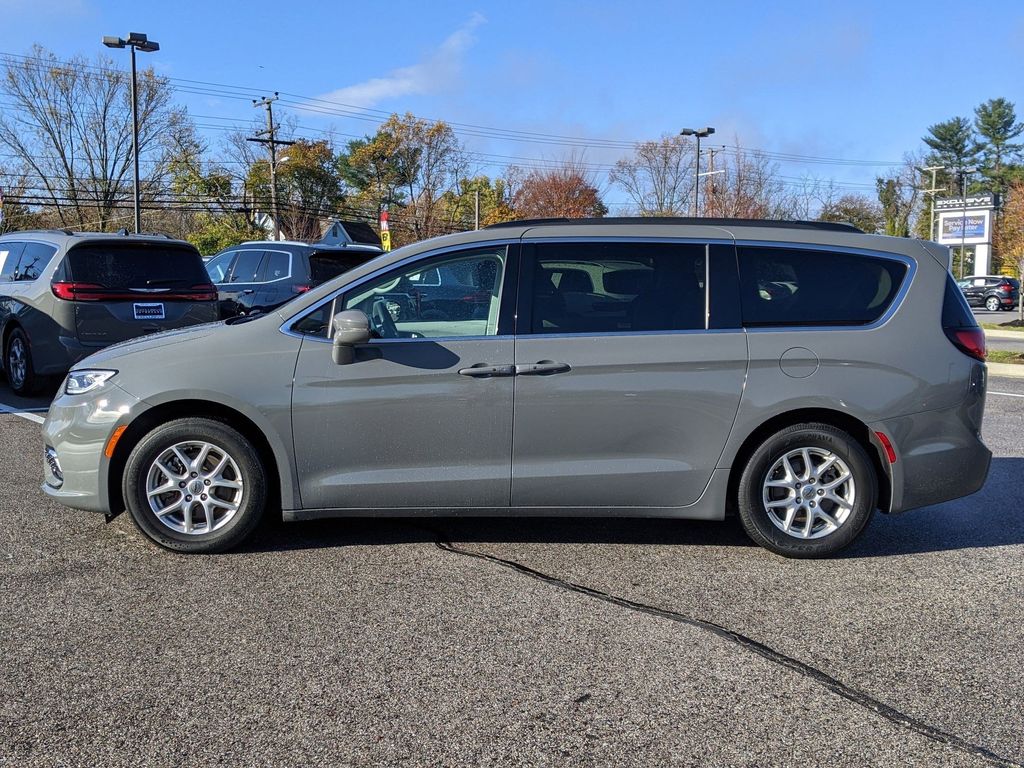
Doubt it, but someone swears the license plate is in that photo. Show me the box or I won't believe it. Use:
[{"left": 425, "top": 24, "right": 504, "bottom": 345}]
[{"left": 133, "top": 303, "right": 165, "bottom": 320}]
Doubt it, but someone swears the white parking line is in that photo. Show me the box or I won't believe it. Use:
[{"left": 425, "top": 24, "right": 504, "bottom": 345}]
[
  {"left": 990, "top": 391, "right": 1024, "bottom": 399},
  {"left": 0, "top": 403, "right": 45, "bottom": 423}
]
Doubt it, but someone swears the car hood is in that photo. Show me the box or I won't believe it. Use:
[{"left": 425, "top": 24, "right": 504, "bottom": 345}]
[{"left": 72, "top": 321, "right": 224, "bottom": 368}]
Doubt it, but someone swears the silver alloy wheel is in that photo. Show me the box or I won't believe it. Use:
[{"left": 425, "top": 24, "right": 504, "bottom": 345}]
[
  {"left": 145, "top": 440, "right": 244, "bottom": 535},
  {"left": 986, "top": 296, "right": 1000, "bottom": 311},
  {"left": 762, "top": 446, "right": 856, "bottom": 539},
  {"left": 7, "top": 337, "right": 26, "bottom": 390}
]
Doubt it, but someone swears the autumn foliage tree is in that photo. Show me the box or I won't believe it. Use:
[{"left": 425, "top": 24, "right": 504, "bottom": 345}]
[
  {"left": 995, "top": 179, "right": 1024, "bottom": 321},
  {"left": 512, "top": 159, "right": 607, "bottom": 219}
]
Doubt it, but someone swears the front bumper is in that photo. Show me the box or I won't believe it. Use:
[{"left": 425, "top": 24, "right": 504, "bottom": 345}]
[{"left": 40, "top": 382, "right": 143, "bottom": 513}]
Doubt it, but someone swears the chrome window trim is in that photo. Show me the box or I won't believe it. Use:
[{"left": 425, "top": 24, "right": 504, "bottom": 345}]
[
  {"left": 734, "top": 240, "right": 917, "bottom": 333},
  {"left": 279, "top": 239, "right": 516, "bottom": 341}
]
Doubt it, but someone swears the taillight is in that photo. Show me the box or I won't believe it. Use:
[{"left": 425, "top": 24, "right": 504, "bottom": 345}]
[
  {"left": 944, "top": 327, "right": 986, "bottom": 361},
  {"left": 1000, "top": 284, "right": 1012, "bottom": 292},
  {"left": 187, "top": 284, "right": 218, "bottom": 301},
  {"left": 51, "top": 282, "right": 217, "bottom": 302},
  {"left": 51, "top": 282, "right": 106, "bottom": 301},
  {"left": 292, "top": 284, "right": 311, "bottom": 294}
]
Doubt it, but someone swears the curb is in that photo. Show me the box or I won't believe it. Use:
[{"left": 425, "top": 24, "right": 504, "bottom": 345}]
[
  {"left": 984, "top": 329, "right": 1024, "bottom": 341},
  {"left": 987, "top": 362, "right": 1024, "bottom": 379}
]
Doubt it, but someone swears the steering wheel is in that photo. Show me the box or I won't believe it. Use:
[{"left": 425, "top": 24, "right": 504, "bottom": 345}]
[{"left": 369, "top": 298, "right": 400, "bottom": 339}]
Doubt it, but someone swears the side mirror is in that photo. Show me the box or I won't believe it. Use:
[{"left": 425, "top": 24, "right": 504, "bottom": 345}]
[{"left": 331, "top": 309, "right": 371, "bottom": 365}]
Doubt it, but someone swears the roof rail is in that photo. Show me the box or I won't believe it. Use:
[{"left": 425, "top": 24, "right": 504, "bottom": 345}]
[{"left": 484, "top": 216, "right": 864, "bottom": 234}]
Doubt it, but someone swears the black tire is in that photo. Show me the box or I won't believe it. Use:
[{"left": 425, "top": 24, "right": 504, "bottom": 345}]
[
  {"left": 122, "top": 418, "right": 267, "bottom": 554},
  {"left": 5, "top": 327, "right": 39, "bottom": 396},
  {"left": 737, "top": 423, "right": 877, "bottom": 558}
]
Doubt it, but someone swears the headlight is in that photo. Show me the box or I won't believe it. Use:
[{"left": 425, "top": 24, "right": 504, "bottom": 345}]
[{"left": 65, "top": 369, "right": 117, "bottom": 395}]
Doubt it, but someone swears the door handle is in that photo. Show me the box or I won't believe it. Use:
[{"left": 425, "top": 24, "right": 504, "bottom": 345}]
[
  {"left": 242, "top": 289, "right": 255, "bottom": 295},
  {"left": 515, "top": 360, "right": 572, "bottom": 376},
  {"left": 457, "top": 363, "right": 516, "bottom": 378}
]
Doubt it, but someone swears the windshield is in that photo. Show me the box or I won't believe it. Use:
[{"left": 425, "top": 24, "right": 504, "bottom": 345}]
[{"left": 66, "top": 242, "right": 209, "bottom": 288}]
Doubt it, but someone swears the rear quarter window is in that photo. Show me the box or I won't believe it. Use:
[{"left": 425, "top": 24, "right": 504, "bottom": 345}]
[
  {"left": 737, "top": 246, "right": 907, "bottom": 327},
  {"left": 308, "top": 250, "right": 381, "bottom": 285},
  {"left": 14, "top": 242, "right": 58, "bottom": 281}
]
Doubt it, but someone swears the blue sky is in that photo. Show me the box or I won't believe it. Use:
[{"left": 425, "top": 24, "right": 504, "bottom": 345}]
[{"left": 2, "top": 0, "right": 1024, "bottom": 209}]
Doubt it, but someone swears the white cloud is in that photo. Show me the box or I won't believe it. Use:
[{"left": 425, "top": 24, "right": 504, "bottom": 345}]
[{"left": 312, "top": 13, "right": 485, "bottom": 108}]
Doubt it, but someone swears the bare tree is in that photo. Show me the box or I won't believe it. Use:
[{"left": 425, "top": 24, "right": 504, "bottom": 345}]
[
  {"left": 707, "top": 143, "right": 795, "bottom": 219},
  {"left": 0, "top": 46, "right": 190, "bottom": 231},
  {"left": 609, "top": 135, "right": 693, "bottom": 216}
]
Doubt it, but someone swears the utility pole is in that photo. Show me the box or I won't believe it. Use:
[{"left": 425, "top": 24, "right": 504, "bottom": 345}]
[
  {"left": 474, "top": 189, "right": 480, "bottom": 230},
  {"left": 706, "top": 148, "right": 718, "bottom": 217},
  {"left": 248, "top": 93, "right": 294, "bottom": 241},
  {"left": 916, "top": 165, "right": 945, "bottom": 240}
]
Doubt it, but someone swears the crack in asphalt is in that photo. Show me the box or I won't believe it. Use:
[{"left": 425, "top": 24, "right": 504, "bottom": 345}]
[{"left": 434, "top": 537, "right": 1021, "bottom": 768}]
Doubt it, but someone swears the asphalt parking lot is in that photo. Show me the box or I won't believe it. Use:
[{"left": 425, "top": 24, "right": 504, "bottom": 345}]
[{"left": 1, "top": 378, "right": 1022, "bottom": 767}]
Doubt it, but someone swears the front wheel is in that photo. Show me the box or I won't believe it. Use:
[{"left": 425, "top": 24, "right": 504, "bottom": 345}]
[
  {"left": 737, "top": 423, "right": 877, "bottom": 558},
  {"left": 122, "top": 418, "right": 267, "bottom": 553}
]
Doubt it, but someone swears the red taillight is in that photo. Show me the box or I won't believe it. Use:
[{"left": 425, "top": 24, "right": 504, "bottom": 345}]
[
  {"left": 186, "top": 284, "right": 218, "bottom": 301},
  {"left": 292, "top": 284, "right": 311, "bottom": 294},
  {"left": 51, "top": 282, "right": 217, "bottom": 302},
  {"left": 1000, "top": 284, "right": 1013, "bottom": 292},
  {"left": 874, "top": 431, "right": 897, "bottom": 464},
  {"left": 944, "top": 326, "right": 986, "bottom": 361},
  {"left": 51, "top": 282, "right": 105, "bottom": 301}
]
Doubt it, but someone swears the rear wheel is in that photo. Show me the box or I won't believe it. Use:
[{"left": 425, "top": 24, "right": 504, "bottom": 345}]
[
  {"left": 985, "top": 296, "right": 1000, "bottom": 311},
  {"left": 737, "top": 423, "right": 877, "bottom": 558},
  {"left": 122, "top": 418, "right": 267, "bottom": 553},
  {"left": 5, "top": 328, "right": 39, "bottom": 396}
]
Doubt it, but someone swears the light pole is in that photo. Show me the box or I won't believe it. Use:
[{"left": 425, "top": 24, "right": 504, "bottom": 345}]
[
  {"left": 956, "top": 166, "right": 977, "bottom": 279},
  {"left": 680, "top": 127, "right": 715, "bottom": 215},
  {"left": 103, "top": 32, "right": 159, "bottom": 234}
]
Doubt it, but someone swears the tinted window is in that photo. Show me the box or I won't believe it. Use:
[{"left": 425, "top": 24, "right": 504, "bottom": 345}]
[
  {"left": 942, "top": 273, "right": 977, "bottom": 329},
  {"left": 528, "top": 242, "right": 706, "bottom": 334},
  {"left": 205, "top": 252, "right": 233, "bottom": 284},
  {"left": 342, "top": 247, "right": 506, "bottom": 338},
  {"left": 291, "top": 299, "right": 335, "bottom": 337},
  {"left": 228, "top": 250, "right": 264, "bottom": 283},
  {"left": 308, "top": 249, "right": 380, "bottom": 285},
  {"left": 260, "top": 251, "right": 290, "bottom": 282},
  {"left": 737, "top": 247, "right": 906, "bottom": 327},
  {"left": 0, "top": 242, "right": 26, "bottom": 281},
  {"left": 15, "top": 243, "right": 58, "bottom": 281},
  {"left": 66, "top": 242, "right": 207, "bottom": 288}
]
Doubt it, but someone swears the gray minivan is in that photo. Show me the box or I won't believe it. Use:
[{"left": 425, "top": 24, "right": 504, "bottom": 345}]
[
  {"left": 40, "top": 218, "right": 991, "bottom": 557},
  {"left": 1, "top": 231, "right": 217, "bottom": 394}
]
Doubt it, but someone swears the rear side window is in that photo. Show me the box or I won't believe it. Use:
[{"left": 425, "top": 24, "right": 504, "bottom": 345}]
[
  {"left": 737, "top": 247, "right": 907, "bottom": 327},
  {"left": 0, "top": 242, "right": 26, "bottom": 281},
  {"left": 205, "top": 252, "right": 233, "bottom": 284},
  {"left": 528, "top": 242, "right": 706, "bottom": 334},
  {"left": 308, "top": 249, "right": 380, "bottom": 285},
  {"left": 228, "top": 250, "right": 264, "bottom": 283},
  {"left": 942, "top": 273, "right": 978, "bottom": 329},
  {"left": 259, "top": 251, "right": 290, "bottom": 282},
  {"left": 66, "top": 242, "right": 208, "bottom": 288},
  {"left": 14, "top": 243, "right": 58, "bottom": 281}
]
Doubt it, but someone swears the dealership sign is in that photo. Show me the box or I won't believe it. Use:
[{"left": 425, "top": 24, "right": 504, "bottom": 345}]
[
  {"left": 937, "top": 209, "right": 991, "bottom": 245},
  {"left": 935, "top": 193, "right": 998, "bottom": 211}
]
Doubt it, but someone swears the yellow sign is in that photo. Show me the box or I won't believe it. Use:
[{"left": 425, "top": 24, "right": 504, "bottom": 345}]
[{"left": 380, "top": 229, "right": 392, "bottom": 252}]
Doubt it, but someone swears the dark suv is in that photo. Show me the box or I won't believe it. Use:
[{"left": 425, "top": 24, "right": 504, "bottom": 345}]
[
  {"left": 957, "top": 275, "right": 1020, "bottom": 311},
  {"left": 206, "top": 225, "right": 383, "bottom": 319},
  {"left": 0, "top": 230, "right": 217, "bottom": 395}
]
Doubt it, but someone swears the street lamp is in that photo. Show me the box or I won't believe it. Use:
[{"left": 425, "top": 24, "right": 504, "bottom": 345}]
[
  {"left": 680, "top": 126, "right": 715, "bottom": 215},
  {"left": 954, "top": 165, "right": 977, "bottom": 279},
  {"left": 103, "top": 32, "right": 160, "bottom": 234}
]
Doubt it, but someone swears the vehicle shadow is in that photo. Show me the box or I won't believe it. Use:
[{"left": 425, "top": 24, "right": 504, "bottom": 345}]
[{"left": 239, "top": 457, "right": 1024, "bottom": 558}]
